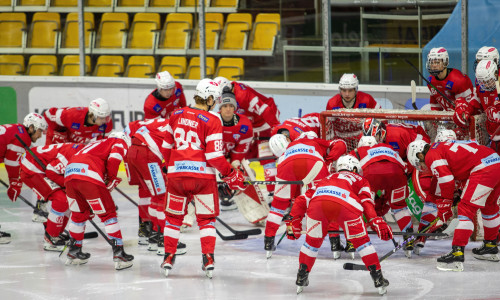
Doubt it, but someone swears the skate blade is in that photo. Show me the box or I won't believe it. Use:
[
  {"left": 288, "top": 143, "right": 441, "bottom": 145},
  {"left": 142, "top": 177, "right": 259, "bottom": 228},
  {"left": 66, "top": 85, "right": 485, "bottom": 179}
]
[
  {"left": 378, "top": 286, "right": 387, "bottom": 295},
  {"left": 43, "top": 244, "right": 65, "bottom": 252},
  {"left": 0, "top": 238, "right": 11, "bottom": 244},
  {"left": 348, "top": 252, "right": 355, "bottom": 260},
  {"left": 296, "top": 286, "right": 304, "bottom": 294},
  {"left": 114, "top": 260, "right": 133, "bottom": 270},
  {"left": 333, "top": 251, "right": 341, "bottom": 260},
  {"left": 413, "top": 246, "right": 423, "bottom": 256},
  {"left": 473, "top": 253, "right": 500, "bottom": 262},
  {"left": 405, "top": 250, "right": 412, "bottom": 259},
  {"left": 163, "top": 268, "right": 170, "bottom": 277},
  {"left": 205, "top": 270, "right": 213, "bottom": 279},
  {"left": 175, "top": 248, "right": 187, "bottom": 255},
  {"left": 138, "top": 237, "right": 149, "bottom": 245},
  {"left": 32, "top": 215, "right": 48, "bottom": 223},
  {"left": 65, "top": 258, "right": 89, "bottom": 266},
  {"left": 157, "top": 249, "right": 165, "bottom": 256},
  {"left": 436, "top": 261, "right": 464, "bottom": 272},
  {"left": 266, "top": 250, "right": 273, "bottom": 259},
  {"left": 148, "top": 244, "right": 158, "bottom": 251}
]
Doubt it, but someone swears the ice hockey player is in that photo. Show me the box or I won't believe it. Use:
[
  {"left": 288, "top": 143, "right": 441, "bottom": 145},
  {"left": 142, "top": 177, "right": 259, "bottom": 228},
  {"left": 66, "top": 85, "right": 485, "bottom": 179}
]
[
  {"left": 326, "top": 73, "right": 380, "bottom": 110},
  {"left": 19, "top": 142, "right": 84, "bottom": 251},
  {"left": 407, "top": 139, "right": 500, "bottom": 271},
  {"left": 213, "top": 76, "right": 280, "bottom": 195},
  {"left": 271, "top": 112, "right": 321, "bottom": 142},
  {"left": 425, "top": 47, "right": 480, "bottom": 129},
  {"left": 143, "top": 71, "right": 186, "bottom": 120},
  {"left": 43, "top": 98, "right": 113, "bottom": 145},
  {"left": 160, "top": 78, "right": 246, "bottom": 278},
  {"left": 264, "top": 131, "right": 347, "bottom": 258},
  {"left": 0, "top": 113, "right": 48, "bottom": 244},
  {"left": 64, "top": 132, "right": 134, "bottom": 270},
  {"left": 286, "top": 155, "right": 392, "bottom": 295}
]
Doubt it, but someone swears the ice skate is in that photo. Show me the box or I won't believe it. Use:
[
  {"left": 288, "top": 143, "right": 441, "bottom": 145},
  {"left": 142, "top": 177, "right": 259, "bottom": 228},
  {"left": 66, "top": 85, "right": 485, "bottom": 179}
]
[
  {"left": 112, "top": 241, "right": 134, "bottom": 270},
  {"left": 43, "top": 231, "right": 67, "bottom": 252},
  {"left": 148, "top": 230, "right": 159, "bottom": 251},
  {"left": 413, "top": 236, "right": 427, "bottom": 256},
  {"left": 472, "top": 240, "right": 499, "bottom": 262},
  {"left": 329, "top": 236, "right": 344, "bottom": 260},
  {"left": 161, "top": 253, "right": 176, "bottom": 277},
  {"left": 295, "top": 263, "right": 309, "bottom": 294},
  {"left": 176, "top": 241, "right": 187, "bottom": 255},
  {"left": 156, "top": 234, "right": 164, "bottom": 256},
  {"left": 32, "top": 200, "right": 48, "bottom": 223},
  {"left": 368, "top": 265, "right": 389, "bottom": 295},
  {"left": 264, "top": 236, "right": 276, "bottom": 259},
  {"left": 220, "top": 198, "right": 237, "bottom": 211},
  {"left": 344, "top": 240, "right": 356, "bottom": 259},
  {"left": 437, "top": 245, "right": 464, "bottom": 272},
  {"left": 202, "top": 253, "right": 215, "bottom": 279},
  {"left": 64, "top": 238, "right": 90, "bottom": 265},
  {"left": 0, "top": 230, "right": 11, "bottom": 244},
  {"left": 138, "top": 220, "right": 152, "bottom": 245},
  {"left": 403, "top": 229, "right": 415, "bottom": 258}
]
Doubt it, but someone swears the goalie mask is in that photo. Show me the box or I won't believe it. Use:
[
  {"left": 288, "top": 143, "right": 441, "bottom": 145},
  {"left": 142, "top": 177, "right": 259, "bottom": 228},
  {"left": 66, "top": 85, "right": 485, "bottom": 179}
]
[
  {"left": 335, "top": 155, "right": 362, "bottom": 175},
  {"left": 407, "top": 140, "right": 429, "bottom": 170},
  {"left": 362, "top": 118, "right": 386, "bottom": 142},
  {"left": 475, "top": 60, "right": 498, "bottom": 92},
  {"left": 269, "top": 134, "right": 289, "bottom": 157},
  {"left": 435, "top": 129, "right": 457, "bottom": 143},
  {"left": 426, "top": 47, "right": 449, "bottom": 76}
]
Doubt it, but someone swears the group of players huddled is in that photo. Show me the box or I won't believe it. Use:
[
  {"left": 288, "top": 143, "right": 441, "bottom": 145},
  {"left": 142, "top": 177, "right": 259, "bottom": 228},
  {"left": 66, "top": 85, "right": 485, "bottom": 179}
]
[{"left": 1, "top": 46, "right": 500, "bottom": 295}]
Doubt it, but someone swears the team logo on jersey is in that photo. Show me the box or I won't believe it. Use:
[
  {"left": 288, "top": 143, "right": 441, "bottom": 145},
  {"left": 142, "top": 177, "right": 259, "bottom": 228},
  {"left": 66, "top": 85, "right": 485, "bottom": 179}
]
[
  {"left": 65, "top": 163, "right": 89, "bottom": 176},
  {"left": 148, "top": 163, "right": 166, "bottom": 194},
  {"left": 313, "top": 186, "right": 350, "bottom": 200},
  {"left": 98, "top": 124, "right": 106, "bottom": 132},
  {"left": 233, "top": 134, "right": 241, "bottom": 141},
  {"left": 482, "top": 153, "right": 500, "bottom": 166},
  {"left": 238, "top": 83, "right": 246, "bottom": 90},
  {"left": 358, "top": 103, "right": 367, "bottom": 108},
  {"left": 445, "top": 81, "right": 454, "bottom": 90},
  {"left": 174, "top": 109, "right": 184, "bottom": 115},
  {"left": 293, "top": 126, "right": 304, "bottom": 133},
  {"left": 388, "top": 141, "right": 400, "bottom": 150},
  {"left": 71, "top": 122, "right": 80, "bottom": 130},
  {"left": 198, "top": 114, "right": 209, "bottom": 123},
  {"left": 284, "top": 144, "right": 315, "bottom": 159},
  {"left": 17, "top": 126, "right": 24, "bottom": 134},
  {"left": 237, "top": 109, "right": 245, "bottom": 114},
  {"left": 368, "top": 147, "right": 397, "bottom": 158},
  {"left": 71, "top": 144, "right": 80, "bottom": 149},
  {"left": 427, "top": 75, "right": 433, "bottom": 82},
  {"left": 239, "top": 125, "right": 248, "bottom": 133},
  {"left": 175, "top": 89, "right": 181, "bottom": 97},
  {"left": 174, "top": 161, "right": 207, "bottom": 173},
  {"left": 153, "top": 103, "right": 162, "bottom": 112}
]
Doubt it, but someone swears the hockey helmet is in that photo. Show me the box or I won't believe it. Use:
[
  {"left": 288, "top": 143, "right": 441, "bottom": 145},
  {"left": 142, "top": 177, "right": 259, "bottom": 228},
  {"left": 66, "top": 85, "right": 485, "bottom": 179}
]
[
  {"left": 406, "top": 139, "right": 429, "bottom": 169},
  {"left": 426, "top": 47, "right": 449, "bottom": 76},
  {"left": 269, "top": 134, "right": 289, "bottom": 157},
  {"left": 362, "top": 118, "right": 386, "bottom": 142},
  {"left": 476, "top": 46, "right": 499, "bottom": 64},
  {"left": 195, "top": 78, "right": 222, "bottom": 104},
  {"left": 89, "top": 98, "right": 111, "bottom": 119},
  {"left": 155, "top": 71, "right": 175, "bottom": 90},
  {"left": 23, "top": 113, "right": 48, "bottom": 132},
  {"left": 335, "top": 155, "right": 362, "bottom": 174},
  {"left": 435, "top": 129, "right": 457, "bottom": 143},
  {"left": 298, "top": 131, "right": 318, "bottom": 139},
  {"left": 475, "top": 60, "right": 498, "bottom": 92},
  {"left": 213, "top": 76, "right": 232, "bottom": 91},
  {"left": 357, "top": 135, "right": 377, "bottom": 148},
  {"left": 339, "top": 73, "right": 359, "bottom": 91},
  {"left": 108, "top": 131, "right": 131, "bottom": 147}
]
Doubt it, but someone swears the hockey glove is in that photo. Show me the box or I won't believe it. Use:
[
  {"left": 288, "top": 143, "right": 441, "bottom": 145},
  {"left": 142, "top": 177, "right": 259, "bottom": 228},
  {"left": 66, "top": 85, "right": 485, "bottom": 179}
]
[
  {"left": 437, "top": 198, "right": 453, "bottom": 223},
  {"left": 485, "top": 106, "right": 500, "bottom": 123},
  {"left": 369, "top": 217, "right": 393, "bottom": 241},
  {"left": 7, "top": 179, "right": 22, "bottom": 202},
  {"left": 106, "top": 177, "right": 122, "bottom": 192},
  {"left": 453, "top": 99, "right": 472, "bottom": 128},
  {"left": 284, "top": 215, "right": 302, "bottom": 240},
  {"left": 222, "top": 168, "right": 246, "bottom": 191}
]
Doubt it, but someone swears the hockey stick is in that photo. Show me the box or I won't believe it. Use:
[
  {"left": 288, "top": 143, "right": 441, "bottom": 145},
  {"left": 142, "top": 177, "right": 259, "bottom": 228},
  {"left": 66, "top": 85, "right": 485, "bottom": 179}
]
[
  {"left": 215, "top": 228, "right": 248, "bottom": 241},
  {"left": 114, "top": 187, "right": 138, "bottom": 207},
  {"left": 325, "top": 230, "right": 447, "bottom": 237},
  {"left": 216, "top": 180, "right": 303, "bottom": 185},
  {"left": 247, "top": 156, "right": 277, "bottom": 162},
  {"left": 88, "top": 217, "right": 114, "bottom": 246},
  {"left": 411, "top": 80, "right": 418, "bottom": 110},
  {"left": 216, "top": 217, "right": 262, "bottom": 236},
  {"left": 404, "top": 59, "right": 455, "bottom": 108}
]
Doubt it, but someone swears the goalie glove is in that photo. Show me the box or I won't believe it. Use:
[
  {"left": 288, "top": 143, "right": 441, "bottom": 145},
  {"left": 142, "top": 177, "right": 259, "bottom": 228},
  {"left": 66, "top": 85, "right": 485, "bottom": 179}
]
[
  {"left": 436, "top": 198, "right": 453, "bottom": 223},
  {"left": 368, "top": 217, "right": 393, "bottom": 241},
  {"left": 7, "top": 179, "right": 22, "bottom": 202},
  {"left": 106, "top": 177, "right": 122, "bottom": 192},
  {"left": 284, "top": 214, "right": 302, "bottom": 240},
  {"left": 221, "top": 168, "right": 246, "bottom": 191}
]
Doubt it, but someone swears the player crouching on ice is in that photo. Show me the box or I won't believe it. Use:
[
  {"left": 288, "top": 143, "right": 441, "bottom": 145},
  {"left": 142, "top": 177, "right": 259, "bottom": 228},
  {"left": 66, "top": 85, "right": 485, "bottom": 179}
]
[
  {"left": 407, "top": 139, "right": 500, "bottom": 272},
  {"left": 285, "top": 155, "right": 392, "bottom": 295}
]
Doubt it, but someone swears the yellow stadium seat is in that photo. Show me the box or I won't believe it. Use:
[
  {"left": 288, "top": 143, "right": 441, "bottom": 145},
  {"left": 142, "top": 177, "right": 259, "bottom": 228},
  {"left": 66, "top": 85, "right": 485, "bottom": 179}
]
[
  {"left": 52, "top": 0, "right": 77, "bottom": 6},
  {"left": 211, "top": 0, "right": 237, "bottom": 7},
  {"left": 27, "top": 55, "right": 58, "bottom": 76},
  {"left": 149, "top": 0, "right": 175, "bottom": 7},
  {"left": 87, "top": 0, "right": 112, "bottom": 6},
  {"left": 96, "top": 13, "right": 129, "bottom": 48},
  {"left": 220, "top": 13, "right": 251, "bottom": 50},
  {"left": 94, "top": 55, "right": 124, "bottom": 77},
  {"left": 62, "top": 12, "right": 94, "bottom": 48},
  {"left": 0, "top": 13, "right": 27, "bottom": 48},
  {"left": 158, "top": 56, "right": 186, "bottom": 79},
  {"left": 249, "top": 13, "right": 280, "bottom": 51},
  {"left": 186, "top": 56, "right": 214, "bottom": 79},
  {"left": 19, "top": 0, "right": 46, "bottom": 5},
  {"left": 118, "top": 0, "right": 145, "bottom": 6},
  {"left": 60, "top": 55, "right": 91, "bottom": 76},
  {"left": 215, "top": 57, "right": 243, "bottom": 80},
  {"left": 180, "top": 0, "right": 208, "bottom": 6},
  {"left": 29, "top": 12, "right": 60, "bottom": 48},
  {"left": 192, "top": 13, "right": 223, "bottom": 50},
  {"left": 0, "top": 55, "right": 24, "bottom": 75},
  {"left": 127, "top": 13, "right": 160, "bottom": 49},
  {"left": 125, "top": 55, "right": 155, "bottom": 78},
  {"left": 0, "top": 0, "right": 11, "bottom": 6},
  {"left": 159, "top": 13, "right": 192, "bottom": 49}
]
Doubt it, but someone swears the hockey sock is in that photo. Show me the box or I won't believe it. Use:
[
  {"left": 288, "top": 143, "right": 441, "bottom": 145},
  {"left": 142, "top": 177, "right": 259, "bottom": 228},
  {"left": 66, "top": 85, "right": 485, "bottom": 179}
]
[
  {"left": 68, "top": 220, "right": 86, "bottom": 244},
  {"left": 103, "top": 217, "right": 123, "bottom": 246},
  {"left": 418, "top": 202, "right": 438, "bottom": 231},
  {"left": 298, "top": 238, "right": 323, "bottom": 272},
  {"left": 164, "top": 218, "right": 181, "bottom": 254},
  {"left": 46, "top": 208, "right": 66, "bottom": 237},
  {"left": 453, "top": 204, "right": 477, "bottom": 246},
  {"left": 356, "top": 241, "right": 381, "bottom": 270},
  {"left": 138, "top": 196, "right": 151, "bottom": 222},
  {"left": 482, "top": 211, "right": 500, "bottom": 240},
  {"left": 199, "top": 218, "right": 216, "bottom": 254},
  {"left": 264, "top": 201, "right": 289, "bottom": 237},
  {"left": 392, "top": 207, "right": 413, "bottom": 232}
]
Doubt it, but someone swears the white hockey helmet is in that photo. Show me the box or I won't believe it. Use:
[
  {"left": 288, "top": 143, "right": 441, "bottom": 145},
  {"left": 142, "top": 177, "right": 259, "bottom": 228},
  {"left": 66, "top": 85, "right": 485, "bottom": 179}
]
[
  {"left": 88, "top": 98, "right": 111, "bottom": 119},
  {"left": 475, "top": 59, "right": 498, "bottom": 92},
  {"left": 23, "top": 113, "right": 48, "bottom": 131},
  {"left": 269, "top": 134, "right": 289, "bottom": 157},
  {"left": 407, "top": 139, "right": 429, "bottom": 169},
  {"left": 108, "top": 131, "right": 131, "bottom": 147},
  {"left": 213, "top": 76, "right": 232, "bottom": 91},
  {"left": 155, "top": 71, "right": 175, "bottom": 90},
  {"left": 335, "top": 155, "right": 362, "bottom": 174},
  {"left": 426, "top": 47, "right": 449, "bottom": 76},
  {"left": 476, "top": 46, "right": 499, "bottom": 64},
  {"left": 339, "top": 73, "right": 359, "bottom": 91},
  {"left": 435, "top": 129, "right": 457, "bottom": 143},
  {"left": 195, "top": 78, "right": 222, "bottom": 103},
  {"left": 358, "top": 135, "right": 377, "bottom": 148},
  {"left": 298, "top": 131, "right": 318, "bottom": 139}
]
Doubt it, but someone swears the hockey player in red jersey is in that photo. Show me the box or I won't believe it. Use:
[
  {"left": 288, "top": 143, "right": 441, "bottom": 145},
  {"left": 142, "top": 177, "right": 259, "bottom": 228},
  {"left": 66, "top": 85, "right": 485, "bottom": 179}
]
[
  {"left": 19, "top": 142, "right": 84, "bottom": 251},
  {"left": 286, "top": 155, "right": 392, "bottom": 295},
  {"left": 326, "top": 73, "right": 380, "bottom": 110},
  {"left": 214, "top": 77, "right": 280, "bottom": 194},
  {"left": 64, "top": 132, "right": 134, "bottom": 270},
  {"left": 407, "top": 139, "right": 500, "bottom": 271},
  {"left": 160, "top": 78, "right": 246, "bottom": 278},
  {"left": 143, "top": 71, "right": 187, "bottom": 120},
  {"left": 264, "top": 131, "right": 347, "bottom": 258},
  {"left": 425, "top": 47, "right": 480, "bottom": 128},
  {"left": 43, "top": 98, "right": 113, "bottom": 145},
  {"left": 271, "top": 112, "right": 321, "bottom": 142}
]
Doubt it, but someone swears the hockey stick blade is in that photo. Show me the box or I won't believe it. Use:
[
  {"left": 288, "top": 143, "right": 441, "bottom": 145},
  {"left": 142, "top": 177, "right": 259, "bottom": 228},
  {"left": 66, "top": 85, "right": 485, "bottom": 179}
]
[
  {"left": 216, "top": 217, "right": 262, "bottom": 236},
  {"left": 84, "top": 231, "right": 98, "bottom": 239},
  {"left": 343, "top": 262, "right": 366, "bottom": 271},
  {"left": 215, "top": 228, "right": 248, "bottom": 241}
]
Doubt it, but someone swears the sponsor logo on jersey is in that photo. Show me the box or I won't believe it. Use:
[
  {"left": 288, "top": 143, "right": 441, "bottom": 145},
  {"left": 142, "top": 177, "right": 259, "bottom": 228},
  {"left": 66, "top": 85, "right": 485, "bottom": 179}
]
[
  {"left": 198, "top": 114, "right": 209, "bottom": 123},
  {"left": 313, "top": 185, "right": 350, "bottom": 200},
  {"left": 239, "top": 125, "right": 248, "bottom": 133},
  {"left": 175, "top": 89, "right": 181, "bottom": 97},
  {"left": 71, "top": 122, "right": 80, "bottom": 130},
  {"left": 389, "top": 141, "right": 400, "bottom": 150},
  {"left": 358, "top": 103, "right": 367, "bottom": 108},
  {"left": 237, "top": 109, "right": 245, "bottom": 114},
  {"left": 284, "top": 144, "right": 315, "bottom": 159},
  {"left": 367, "top": 147, "right": 397, "bottom": 158},
  {"left": 481, "top": 153, "right": 500, "bottom": 166},
  {"left": 65, "top": 163, "right": 89, "bottom": 176},
  {"left": 174, "top": 99, "right": 179, "bottom": 106},
  {"left": 153, "top": 103, "right": 162, "bottom": 112},
  {"left": 233, "top": 134, "right": 241, "bottom": 141},
  {"left": 72, "top": 144, "right": 80, "bottom": 149},
  {"left": 17, "top": 126, "right": 24, "bottom": 134},
  {"left": 174, "top": 109, "right": 184, "bottom": 115},
  {"left": 445, "top": 80, "right": 454, "bottom": 90},
  {"left": 98, "top": 124, "right": 106, "bottom": 132},
  {"left": 174, "top": 161, "right": 207, "bottom": 173},
  {"left": 148, "top": 163, "right": 166, "bottom": 194},
  {"left": 427, "top": 75, "right": 433, "bottom": 82},
  {"left": 293, "top": 126, "right": 304, "bottom": 133},
  {"left": 238, "top": 83, "right": 246, "bottom": 90},
  {"left": 178, "top": 118, "right": 199, "bottom": 128}
]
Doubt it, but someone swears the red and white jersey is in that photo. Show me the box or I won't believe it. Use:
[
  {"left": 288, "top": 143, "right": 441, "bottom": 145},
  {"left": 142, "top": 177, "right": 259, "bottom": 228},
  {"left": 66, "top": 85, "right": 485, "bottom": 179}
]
[
  {"left": 161, "top": 107, "right": 232, "bottom": 179},
  {"left": 221, "top": 113, "right": 254, "bottom": 162},
  {"left": 326, "top": 91, "right": 380, "bottom": 110},
  {"left": 21, "top": 142, "right": 84, "bottom": 176},
  {"left": 143, "top": 82, "right": 186, "bottom": 120},
  {"left": 277, "top": 136, "right": 347, "bottom": 167},
  {"left": 43, "top": 107, "right": 113, "bottom": 144},
  {"left": 427, "top": 68, "right": 479, "bottom": 112},
  {"left": 385, "top": 123, "right": 430, "bottom": 161},
  {"left": 291, "top": 171, "right": 375, "bottom": 218},
  {"left": 350, "top": 143, "right": 407, "bottom": 173},
  {"left": 425, "top": 141, "right": 500, "bottom": 199},
  {"left": 126, "top": 118, "right": 169, "bottom": 160},
  {"left": 271, "top": 113, "right": 321, "bottom": 141},
  {"left": 232, "top": 82, "right": 280, "bottom": 133},
  {"left": 0, "top": 124, "right": 32, "bottom": 180},
  {"left": 475, "top": 85, "right": 500, "bottom": 140},
  {"left": 64, "top": 138, "right": 128, "bottom": 187}
]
